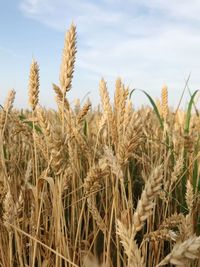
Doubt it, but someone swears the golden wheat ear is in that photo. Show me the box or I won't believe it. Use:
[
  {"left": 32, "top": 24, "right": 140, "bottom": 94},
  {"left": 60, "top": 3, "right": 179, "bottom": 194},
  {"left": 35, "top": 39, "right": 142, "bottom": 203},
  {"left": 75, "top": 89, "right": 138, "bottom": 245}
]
[
  {"left": 59, "top": 23, "right": 77, "bottom": 96},
  {"left": 116, "top": 219, "right": 145, "bottom": 267},
  {"left": 132, "top": 165, "right": 163, "bottom": 233},
  {"left": 161, "top": 84, "right": 168, "bottom": 120},
  {"left": 157, "top": 235, "right": 200, "bottom": 266},
  {"left": 28, "top": 59, "right": 40, "bottom": 111},
  {"left": 0, "top": 89, "right": 16, "bottom": 132}
]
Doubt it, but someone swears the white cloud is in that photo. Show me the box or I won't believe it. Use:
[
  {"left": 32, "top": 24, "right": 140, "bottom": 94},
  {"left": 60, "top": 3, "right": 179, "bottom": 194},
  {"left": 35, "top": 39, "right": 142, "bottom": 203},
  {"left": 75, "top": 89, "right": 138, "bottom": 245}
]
[
  {"left": 19, "top": 0, "right": 200, "bottom": 107},
  {"left": 141, "top": 0, "right": 200, "bottom": 22}
]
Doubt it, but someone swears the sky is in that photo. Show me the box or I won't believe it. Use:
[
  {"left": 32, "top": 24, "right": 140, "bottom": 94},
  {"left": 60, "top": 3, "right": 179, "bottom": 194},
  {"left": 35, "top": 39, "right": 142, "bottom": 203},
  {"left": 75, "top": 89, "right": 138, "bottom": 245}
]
[{"left": 1, "top": 0, "right": 200, "bottom": 109}]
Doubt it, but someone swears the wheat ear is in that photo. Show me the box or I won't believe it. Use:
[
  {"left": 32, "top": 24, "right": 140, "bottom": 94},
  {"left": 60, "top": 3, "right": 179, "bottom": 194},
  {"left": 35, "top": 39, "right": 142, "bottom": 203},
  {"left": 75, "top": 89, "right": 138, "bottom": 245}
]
[
  {"left": 0, "top": 89, "right": 16, "bottom": 132},
  {"left": 118, "top": 113, "right": 142, "bottom": 165},
  {"left": 133, "top": 165, "right": 163, "bottom": 232},
  {"left": 114, "top": 77, "right": 122, "bottom": 111},
  {"left": 3, "top": 89, "right": 16, "bottom": 112},
  {"left": 28, "top": 59, "right": 40, "bottom": 111},
  {"left": 99, "top": 79, "right": 115, "bottom": 142},
  {"left": 76, "top": 100, "right": 91, "bottom": 124},
  {"left": 53, "top": 83, "right": 70, "bottom": 110},
  {"left": 184, "top": 180, "right": 194, "bottom": 237},
  {"left": 116, "top": 219, "right": 145, "bottom": 267},
  {"left": 161, "top": 85, "right": 168, "bottom": 120},
  {"left": 117, "top": 85, "right": 129, "bottom": 143},
  {"left": 186, "top": 179, "right": 194, "bottom": 211},
  {"left": 84, "top": 165, "right": 108, "bottom": 234},
  {"left": 157, "top": 235, "right": 200, "bottom": 266},
  {"left": 59, "top": 23, "right": 77, "bottom": 95}
]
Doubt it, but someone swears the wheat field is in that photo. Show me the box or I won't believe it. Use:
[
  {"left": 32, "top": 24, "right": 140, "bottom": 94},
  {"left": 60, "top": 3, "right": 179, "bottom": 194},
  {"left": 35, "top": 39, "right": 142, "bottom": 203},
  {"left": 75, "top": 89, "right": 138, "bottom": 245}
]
[{"left": 0, "top": 23, "right": 200, "bottom": 267}]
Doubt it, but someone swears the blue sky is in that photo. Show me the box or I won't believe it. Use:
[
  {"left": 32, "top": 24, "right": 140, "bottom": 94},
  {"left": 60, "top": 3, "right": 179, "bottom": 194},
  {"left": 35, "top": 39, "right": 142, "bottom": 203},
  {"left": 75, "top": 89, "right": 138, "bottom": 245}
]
[{"left": 1, "top": 0, "right": 200, "bottom": 109}]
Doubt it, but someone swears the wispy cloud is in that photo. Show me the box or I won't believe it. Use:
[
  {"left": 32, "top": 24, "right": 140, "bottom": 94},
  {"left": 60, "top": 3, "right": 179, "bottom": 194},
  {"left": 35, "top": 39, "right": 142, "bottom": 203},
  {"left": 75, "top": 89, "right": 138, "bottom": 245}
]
[
  {"left": 141, "top": 0, "right": 200, "bottom": 22},
  {"left": 19, "top": 0, "right": 200, "bottom": 106},
  {"left": 0, "top": 45, "right": 20, "bottom": 58}
]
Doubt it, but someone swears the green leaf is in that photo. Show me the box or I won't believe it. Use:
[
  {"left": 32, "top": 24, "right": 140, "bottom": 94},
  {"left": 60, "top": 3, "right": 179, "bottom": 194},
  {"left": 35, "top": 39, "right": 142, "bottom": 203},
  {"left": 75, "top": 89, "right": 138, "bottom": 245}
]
[
  {"left": 184, "top": 90, "right": 199, "bottom": 134},
  {"left": 129, "top": 88, "right": 164, "bottom": 129},
  {"left": 83, "top": 119, "right": 88, "bottom": 136},
  {"left": 19, "top": 114, "right": 42, "bottom": 133}
]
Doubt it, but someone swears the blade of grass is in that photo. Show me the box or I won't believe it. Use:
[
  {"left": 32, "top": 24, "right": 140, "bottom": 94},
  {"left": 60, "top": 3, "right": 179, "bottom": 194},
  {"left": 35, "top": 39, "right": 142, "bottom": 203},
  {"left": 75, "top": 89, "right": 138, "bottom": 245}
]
[
  {"left": 130, "top": 88, "right": 164, "bottom": 129},
  {"left": 186, "top": 79, "right": 199, "bottom": 117},
  {"left": 175, "top": 73, "right": 191, "bottom": 115},
  {"left": 184, "top": 90, "right": 199, "bottom": 134}
]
